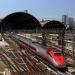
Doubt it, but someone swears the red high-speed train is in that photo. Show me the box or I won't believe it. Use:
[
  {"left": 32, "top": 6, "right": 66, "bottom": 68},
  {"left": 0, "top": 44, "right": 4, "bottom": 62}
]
[{"left": 9, "top": 32, "right": 66, "bottom": 68}]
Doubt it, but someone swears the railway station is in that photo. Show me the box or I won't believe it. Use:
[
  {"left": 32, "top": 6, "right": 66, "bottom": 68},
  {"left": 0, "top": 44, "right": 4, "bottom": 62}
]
[{"left": 0, "top": 11, "right": 75, "bottom": 75}]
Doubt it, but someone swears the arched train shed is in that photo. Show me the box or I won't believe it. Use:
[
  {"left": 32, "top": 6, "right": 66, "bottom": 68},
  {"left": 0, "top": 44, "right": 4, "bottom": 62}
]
[
  {"left": 41, "top": 20, "right": 65, "bottom": 34},
  {"left": 1, "top": 12, "right": 41, "bottom": 33}
]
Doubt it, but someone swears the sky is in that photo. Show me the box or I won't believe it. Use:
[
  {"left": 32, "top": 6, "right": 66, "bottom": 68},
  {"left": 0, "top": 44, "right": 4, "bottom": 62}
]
[{"left": 0, "top": 0, "right": 75, "bottom": 21}]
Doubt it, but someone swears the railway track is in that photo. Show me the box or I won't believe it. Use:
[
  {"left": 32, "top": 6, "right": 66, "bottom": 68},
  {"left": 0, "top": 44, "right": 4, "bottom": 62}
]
[
  {"left": 2, "top": 34, "right": 48, "bottom": 75},
  {"left": 7, "top": 33, "right": 73, "bottom": 75}
]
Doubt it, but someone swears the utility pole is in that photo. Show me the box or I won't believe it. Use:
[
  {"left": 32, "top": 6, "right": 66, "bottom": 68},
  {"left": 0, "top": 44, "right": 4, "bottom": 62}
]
[{"left": 72, "top": 25, "right": 75, "bottom": 67}]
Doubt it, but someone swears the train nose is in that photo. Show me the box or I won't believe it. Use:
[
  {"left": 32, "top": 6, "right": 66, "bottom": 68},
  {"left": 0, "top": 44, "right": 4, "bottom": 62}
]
[{"left": 53, "top": 59, "right": 65, "bottom": 68}]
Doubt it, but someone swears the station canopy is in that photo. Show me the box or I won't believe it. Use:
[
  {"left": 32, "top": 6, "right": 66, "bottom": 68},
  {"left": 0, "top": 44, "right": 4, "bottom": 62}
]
[
  {"left": 41, "top": 20, "right": 65, "bottom": 34},
  {"left": 1, "top": 12, "right": 41, "bottom": 32}
]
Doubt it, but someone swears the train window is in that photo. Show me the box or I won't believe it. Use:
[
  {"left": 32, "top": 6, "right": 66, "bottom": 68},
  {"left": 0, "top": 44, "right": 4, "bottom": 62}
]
[{"left": 54, "top": 51, "right": 61, "bottom": 56}]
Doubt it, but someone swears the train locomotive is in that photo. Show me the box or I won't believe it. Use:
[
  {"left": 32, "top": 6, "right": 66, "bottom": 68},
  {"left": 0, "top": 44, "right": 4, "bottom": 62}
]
[{"left": 9, "top": 32, "right": 66, "bottom": 68}]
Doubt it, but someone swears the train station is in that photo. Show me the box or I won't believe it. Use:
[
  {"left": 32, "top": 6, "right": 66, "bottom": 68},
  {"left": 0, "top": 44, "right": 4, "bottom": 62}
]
[{"left": 0, "top": 11, "right": 74, "bottom": 75}]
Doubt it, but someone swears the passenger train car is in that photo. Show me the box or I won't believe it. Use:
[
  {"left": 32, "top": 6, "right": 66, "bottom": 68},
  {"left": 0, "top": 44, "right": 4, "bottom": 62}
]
[{"left": 9, "top": 32, "right": 66, "bottom": 68}]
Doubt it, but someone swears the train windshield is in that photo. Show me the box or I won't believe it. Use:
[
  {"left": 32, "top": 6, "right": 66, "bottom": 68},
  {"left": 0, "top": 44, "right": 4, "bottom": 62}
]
[{"left": 54, "top": 51, "right": 61, "bottom": 56}]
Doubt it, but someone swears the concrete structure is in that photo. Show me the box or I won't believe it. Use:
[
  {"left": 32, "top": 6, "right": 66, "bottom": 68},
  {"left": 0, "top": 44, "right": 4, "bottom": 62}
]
[
  {"left": 68, "top": 17, "right": 74, "bottom": 27},
  {"left": 62, "top": 15, "right": 68, "bottom": 27},
  {"left": 62, "top": 15, "right": 74, "bottom": 27}
]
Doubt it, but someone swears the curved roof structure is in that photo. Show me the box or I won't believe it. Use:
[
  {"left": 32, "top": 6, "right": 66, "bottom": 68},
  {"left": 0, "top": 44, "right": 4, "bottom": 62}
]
[
  {"left": 1, "top": 12, "right": 41, "bottom": 31},
  {"left": 42, "top": 20, "right": 65, "bottom": 29},
  {"left": 41, "top": 20, "right": 65, "bottom": 34}
]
